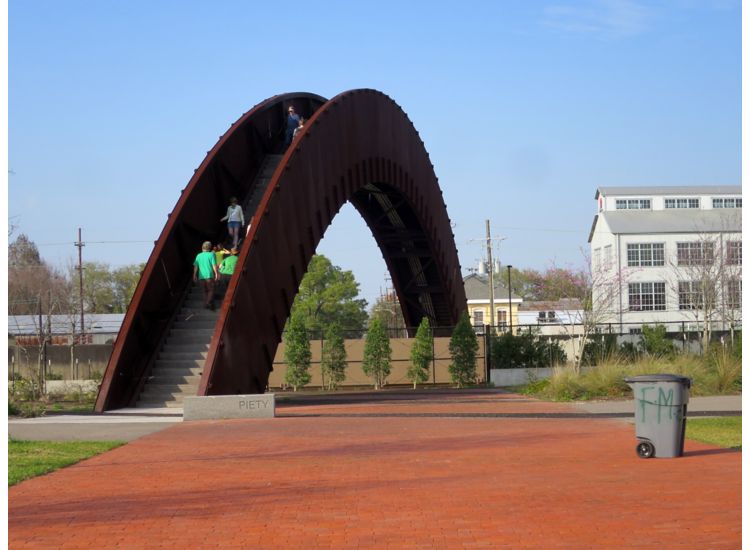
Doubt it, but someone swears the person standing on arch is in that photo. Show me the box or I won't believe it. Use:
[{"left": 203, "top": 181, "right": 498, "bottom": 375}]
[
  {"left": 284, "top": 105, "right": 300, "bottom": 148},
  {"left": 193, "top": 241, "right": 219, "bottom": 310},
  {"left": 220, "top": 197, "right": 245, "bottom": 249}
]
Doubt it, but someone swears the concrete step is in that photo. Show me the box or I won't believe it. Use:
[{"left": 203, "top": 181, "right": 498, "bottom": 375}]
[
  {"left": 175, "top": 309, "right": 219, "bottom": 320},
  {"left": 168, "top": 329, "right": 214, "bottom": 346},
  {"left": 154, "top": 358, "right": 205, "bottom": 369},
  {"left": 166, "top": 337, "right": 214, "bottom": 347},
  {"left": 140, "top": 386, "right": 199, "bottom": 400},
  {"left": 158, "top": 351, "right": 208, "bottom": 361},
  {"left": 136, "top": 398, "right": 185, "bottom": 408},
  {"left": 152, "top": 365, "right": 203, "bottom": 376},
  {"left": 172, "top": 319, "right": 217, "bottom": 330},
  {"left": 170, "top": 328, "right": 215, "bottom": 336},
  {"left": 162, "top": 341, "right": 210, "bottom": 351},
  {"left": 149, "top": 374, "right": 202, "bottom": 385}
]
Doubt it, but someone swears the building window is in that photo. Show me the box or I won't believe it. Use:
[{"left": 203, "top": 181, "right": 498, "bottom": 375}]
[
  {"left": 676, "top": 242, "right": 714, "bottom": 266},
  {"left": 726, "top": 279, "right": 742, "bottom": 309},
  {"left": 593, "top": 248, "right": 601, "bottom": 270},
  {"left": 628, "top": 282, "right": 666, "bottom": 311},
  {"left": 726, "top": 241, "right": 742, "bottom": 266},
  {"left": 678, "top": 281, "right": 701, "bottom": 310},
  {"left": 496, "top": 310, "right": 507, "bottom": 328},
  {"left": 627, "top": 243, "right": 665, "bottom": 267},
  {"left": 712, "top": 197, "right": 742, "bottom": 209},
  {"left": 665, "top": 198, "right": 699, "bottom": 209},
  {"left": 472, "top": 309, "right": 484, "bottom": 327},
  {"left": 616, "top": 198, "right": 651, "bottom": 210},
  {"left": 538, "top": 311, "right": 556, "bottom": 323},
  {"left": 679, "top": 281, "right": 716, "bottom": 310},
  {"left": 604, "top": 245, "right": 612, "bottom": 268}
]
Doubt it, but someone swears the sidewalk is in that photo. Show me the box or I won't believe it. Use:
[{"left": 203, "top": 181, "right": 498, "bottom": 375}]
[
  {"left": 8, "top": 392, "right": 741, "bottom": 441},
  {"left": 8, "top": 389, "right": 741, "bottom": 548},
  {"left": 572, "top": 394, "right": 742, "bottom": 418}
]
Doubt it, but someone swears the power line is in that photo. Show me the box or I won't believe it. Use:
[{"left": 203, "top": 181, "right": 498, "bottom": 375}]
[
  {"left": 35, "top": 240, "right": 153, "bottom": 246},
  {"left": 491, "top": 225, "right": 585, "bottom": 234}
]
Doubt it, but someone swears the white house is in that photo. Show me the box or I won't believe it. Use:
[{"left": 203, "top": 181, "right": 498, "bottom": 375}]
[
  {"left": 517, "top": 299, "right": 584, "bottom": 335},
  {"left": 588, "top": 185, "right": 741, "bottom": 334}
]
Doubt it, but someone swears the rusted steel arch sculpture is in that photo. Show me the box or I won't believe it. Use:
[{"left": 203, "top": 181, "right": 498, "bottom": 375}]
[
  {"left": 95, "top": 92, "right": 327, "bottom": 411},
  {"left": 201, "top": 89, "right": 466, "bottom": 396},
  {"left": 95, "top": 89, "right": 466, "bottom": 410}
]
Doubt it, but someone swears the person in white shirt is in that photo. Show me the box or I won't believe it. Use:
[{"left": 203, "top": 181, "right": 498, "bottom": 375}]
[{"left": 220, "top": 197, "right": 244, "bottom": 249}]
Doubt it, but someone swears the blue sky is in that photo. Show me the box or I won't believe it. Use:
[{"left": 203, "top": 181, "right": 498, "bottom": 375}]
[{"left": 8, "top": 0, "right": 741, "bottom": 306}]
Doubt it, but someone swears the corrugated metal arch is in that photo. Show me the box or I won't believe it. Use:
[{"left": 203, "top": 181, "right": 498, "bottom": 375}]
[{"left": 96, "top": 89, "right": 466, "bottom": 409}]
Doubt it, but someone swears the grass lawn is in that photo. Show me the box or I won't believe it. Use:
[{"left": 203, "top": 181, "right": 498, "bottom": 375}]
[
  {"left": 685, "top": 417, "right": 741, "bottom": 449},
  {"left": 9, "top": 440, "right": 126, "bottom": 486}
]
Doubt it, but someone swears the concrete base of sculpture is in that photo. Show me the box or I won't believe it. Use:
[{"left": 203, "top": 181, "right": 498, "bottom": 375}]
[{"left": 183, "top": 394, "right": 275, "bottom": 421}]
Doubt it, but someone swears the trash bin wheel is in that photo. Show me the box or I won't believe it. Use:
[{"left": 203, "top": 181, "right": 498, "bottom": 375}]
[{"left": 636, "top": 441, "right": 655, "bottom": 458}]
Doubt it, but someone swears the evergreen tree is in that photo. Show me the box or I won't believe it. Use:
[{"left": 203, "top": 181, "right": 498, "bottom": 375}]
[
  {"left": 362, "top": 317, "right": 391, "bottom": 389},
  {"left": 448, "top": 312, "right": 479, "bottom": 388},
  {"left": 408, "top": 317, "right": 433, "bottom": 389},
  {"left": 321, "top": 322, "right": 347, "bottom": 390},
  {"left": 283, "top": 313, "right": 312, "bottom": 391}
]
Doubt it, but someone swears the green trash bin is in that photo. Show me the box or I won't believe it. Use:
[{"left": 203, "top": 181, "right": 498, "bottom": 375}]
[{"left": 624, "top": 374, "right": 692, "bottom": 458}]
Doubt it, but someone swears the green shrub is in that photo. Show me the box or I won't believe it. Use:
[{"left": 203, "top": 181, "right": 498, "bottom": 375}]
[
  {"left": 45, "top": 372, "right": 64, "bottom": 381},
  {"left": 581, "top": 332, "right": 618, "bottom": 366},
  {"left": 8, "top": 401, "right": 21, "bottom": 416},
  {"left": 618, "top": 342, "right": 641, "bottom": 361},
  {"left": 9, "top": 378, "right": 41, "bottom": 402},
  {"left": 491, "top": 330, "right": 567, "bottom": 369},
  {"left": 523, "top": 352, "right": 741, "bottom": 401},
  {"left": 8, "top": 401, "right": 46, "bottom": 418},
  {"left": 706, "top": 344, "right": 741, "bottom": 393},
  {"left": 639, "top": 324, "right": 676, "bottom": 357}
]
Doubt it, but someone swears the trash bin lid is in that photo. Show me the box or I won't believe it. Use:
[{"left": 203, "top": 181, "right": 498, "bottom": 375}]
[{"left": 624, "top": 374, "right": 692, "bottom": 387}]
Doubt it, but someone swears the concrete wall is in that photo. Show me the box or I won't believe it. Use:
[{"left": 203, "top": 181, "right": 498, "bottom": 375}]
[
  {"left": 270, "top": 336, "right": 487, "bottom": 388},
  {"left": 490, "top": 366, "right": 597, "bottom": 387},
  {"left": 8, "top": 337, "right": 489, "bottom": 388}
]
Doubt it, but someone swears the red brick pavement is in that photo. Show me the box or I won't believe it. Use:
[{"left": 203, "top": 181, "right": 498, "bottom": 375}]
[{"left": 9, "top": 390, "right": 741, "bottom": 548}]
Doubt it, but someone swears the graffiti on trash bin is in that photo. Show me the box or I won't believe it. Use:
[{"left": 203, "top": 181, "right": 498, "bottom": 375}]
[{"left": 637, "top": 386, "right": 678, "bottom": 424}]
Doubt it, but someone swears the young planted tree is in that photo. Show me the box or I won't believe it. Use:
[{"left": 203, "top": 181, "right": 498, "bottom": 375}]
[
  {"left": 408, "top": 317, "right": 433, "bottom": 389},
  {"left": 283, "top": 313, "right": 312, "bottom": 391},
  {"left": 362, "top": 317, "right": 391, "bottom": 390},
  {"left": 448, "top": 312, "right": 479, "bottom": 388},
  {"left": 566, "top": 251, "right": 622, "bottom": 372},
  {"left": 321, "top": 322, "right": 347, "bottom": 390}
]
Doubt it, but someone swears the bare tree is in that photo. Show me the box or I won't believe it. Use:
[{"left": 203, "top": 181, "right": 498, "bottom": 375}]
[{"left": 553, "top": 251, "right": 623, "bottom": 372}]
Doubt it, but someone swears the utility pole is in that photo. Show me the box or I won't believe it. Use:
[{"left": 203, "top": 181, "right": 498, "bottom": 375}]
[
  {"left": 75, "top": 228, "right": 85, "bottom": 341},
  {"left": 469, "top": 224, "right": 506, "bottom": 332},
  {"left": 485, "top": 220, "right": 495, "bottom": 330},
  {"left": 507, "top": 265, "right": 513, "bottom": 334}
]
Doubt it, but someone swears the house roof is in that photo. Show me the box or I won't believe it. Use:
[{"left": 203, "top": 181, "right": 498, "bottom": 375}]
[
  {"left": 463, "top": 273, "right": 522, "bottom": 301},
  {"left": 595, "top": 185, "right": 741, "bottom": 199},
  {"left": 589, "top": 209, "right": 741, "bottom": 241},
  {"left": 8, "top": 314, "right": 125, "bottom": 336}
]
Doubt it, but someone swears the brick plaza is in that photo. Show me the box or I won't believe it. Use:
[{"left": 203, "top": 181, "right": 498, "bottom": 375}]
[{"left": 9, "top": 390, "right": 741, "bottom": 548}]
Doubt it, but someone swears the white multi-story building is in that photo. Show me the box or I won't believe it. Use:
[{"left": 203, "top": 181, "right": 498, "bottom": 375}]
[{"left": 588, "top": 185, "right": 741, "bottom": 334}]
